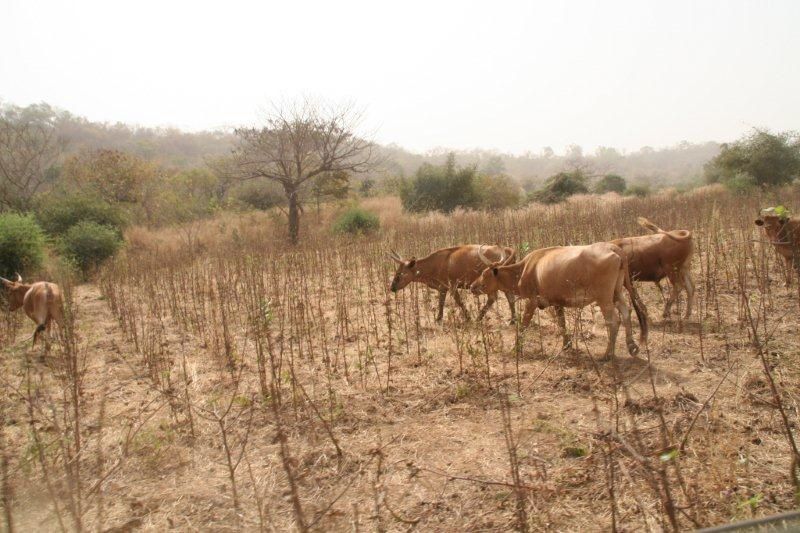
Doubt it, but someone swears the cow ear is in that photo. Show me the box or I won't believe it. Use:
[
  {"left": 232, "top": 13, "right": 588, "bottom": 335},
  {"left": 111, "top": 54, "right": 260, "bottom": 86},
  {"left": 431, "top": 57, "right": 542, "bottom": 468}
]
[
  {"left": 755, "top": 219, "right": 764, "bottom": 226},
  {"left": 492, "top": 267, "right": 499, "bottom": 276}
]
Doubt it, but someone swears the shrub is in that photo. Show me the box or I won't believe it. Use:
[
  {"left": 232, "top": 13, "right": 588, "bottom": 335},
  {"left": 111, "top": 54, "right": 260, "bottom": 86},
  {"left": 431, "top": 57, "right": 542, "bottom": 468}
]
[
  {"left": 477, "top": 174, "right": 522, "bottom": 211},
  {"left": 400, "top": 153, "right": 481, "bottom": 213},
  {"left": 37, "top": 191, "right": 127, "bottom": 236},
  {"left": 531, "top": 170, "right": 588, "bottom": 204},
  {"left": 593, "top": 174, "right": 626, "bottom": 194},
  {"left": 723, "top": 172, "right": 757, "bottom": 194},
  {"left": 59, "top": 221, "right": 122, "bottom": 275},
  {"left": 625, "top": 183, "right": 652, "bottom": 197},
  {"left": 705, "top": 129, "right": 800, "bottom": 187},
  {"left": 333, "top": 206, "right": 380, "bottom": 235},
  {"left": 0, "top": 213, "right": 45, "bottom": 278},
  {"left": 230, "top": 180, "right": 285, "bottom": 211}
]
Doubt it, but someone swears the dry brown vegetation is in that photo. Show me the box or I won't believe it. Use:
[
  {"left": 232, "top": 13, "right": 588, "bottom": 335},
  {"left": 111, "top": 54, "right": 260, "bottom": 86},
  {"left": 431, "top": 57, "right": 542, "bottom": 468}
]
[{"left": 3, "top": 186, "right": 800, "bottom": 531}]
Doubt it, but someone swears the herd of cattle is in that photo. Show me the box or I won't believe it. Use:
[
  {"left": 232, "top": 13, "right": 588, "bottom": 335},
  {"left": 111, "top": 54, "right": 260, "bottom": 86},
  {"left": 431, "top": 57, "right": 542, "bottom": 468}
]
[
  {"left": 0, "top": 210, "right": 797, "bottom": 360},
  {"left": 389, "top": 211, "right": 796, "bottom": 359}
]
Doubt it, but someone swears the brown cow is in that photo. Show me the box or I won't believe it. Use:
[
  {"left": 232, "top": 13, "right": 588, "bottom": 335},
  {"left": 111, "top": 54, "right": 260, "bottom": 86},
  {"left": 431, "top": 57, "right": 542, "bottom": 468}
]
[
  {"left": 1, "top": 274, "right": 64, "bottom": 348},
  {"left": 471, "top": 243, "right": 647, "bottom": 359},
  {"left": 389, "top": 245, "right": 517, "bottom": 322},
  {"left": 611, "top": 217, "right": 694, "bottom": 319},
  {"left": 755, "top": 208, "right": 800, "bottom": 286}
]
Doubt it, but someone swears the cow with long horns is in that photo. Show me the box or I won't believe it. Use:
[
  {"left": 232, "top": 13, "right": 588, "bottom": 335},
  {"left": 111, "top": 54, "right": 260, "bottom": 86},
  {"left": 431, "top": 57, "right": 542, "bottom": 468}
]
[
  {"left": 471, "top": 243, "right": 648, "bottom": 359},
  {"left": 611, "top": 217, "right": 694, "bottom": 319},
  {"left": 1, "top": 273, "right": 64, "bottom": 349},
  {"left": 388, "top": 245, "right": 517, "bottom": 322}
]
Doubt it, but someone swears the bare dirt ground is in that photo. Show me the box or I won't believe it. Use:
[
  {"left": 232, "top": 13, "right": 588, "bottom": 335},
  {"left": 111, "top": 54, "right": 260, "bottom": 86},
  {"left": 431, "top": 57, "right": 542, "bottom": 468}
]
[{"left": 4, "top": 271, "right": 800, "bottom": 532}]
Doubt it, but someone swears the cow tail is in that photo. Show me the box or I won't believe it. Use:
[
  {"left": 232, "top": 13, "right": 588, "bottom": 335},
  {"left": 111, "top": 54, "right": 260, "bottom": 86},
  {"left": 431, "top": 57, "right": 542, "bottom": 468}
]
[
  {"left": 621, "top": 253, "right": 648, "bottom": 344},
  {"left": 637, "top": 217, "right": 692, "bottom": 242}
]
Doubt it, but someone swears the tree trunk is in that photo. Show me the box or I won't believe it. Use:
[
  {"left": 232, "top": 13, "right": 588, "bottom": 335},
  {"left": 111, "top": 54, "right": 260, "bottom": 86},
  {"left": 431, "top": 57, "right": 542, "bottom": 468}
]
[{"left": 287, "top": 190, "right": 300, "bottom": 245}]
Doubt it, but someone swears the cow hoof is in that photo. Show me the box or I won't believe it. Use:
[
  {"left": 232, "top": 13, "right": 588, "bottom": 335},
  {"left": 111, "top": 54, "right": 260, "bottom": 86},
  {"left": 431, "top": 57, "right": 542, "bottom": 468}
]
[{"left": 627, "top": 342, "right": 640, "bottom": 356}]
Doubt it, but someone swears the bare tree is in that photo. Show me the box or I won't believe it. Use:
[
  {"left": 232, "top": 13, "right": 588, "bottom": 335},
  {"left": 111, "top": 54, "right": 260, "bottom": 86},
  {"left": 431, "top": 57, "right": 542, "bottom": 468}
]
[
  {"left": 0, "top": 104, "right": 65, "bottom": 211},
  {"left": 229, "top": 100, "right": 376, "bottom": 244}
]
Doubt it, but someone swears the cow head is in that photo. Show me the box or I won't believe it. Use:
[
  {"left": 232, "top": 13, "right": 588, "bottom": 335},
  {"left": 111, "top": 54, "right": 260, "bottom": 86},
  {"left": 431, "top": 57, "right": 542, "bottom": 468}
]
[
  {"left": 0, "top": 273, "right": 27, "bottom": 311},
  {"left": 755, "top": 207, "right": 790, "bottom": 241},
  {"left": 470, "top": 245, "right": 507, "bottom": 296},
  {"left": 470, "top": 265, "right": 501, "bottom": 296},
  {"left": 388, "top": 250, "right": 418, "bottom": 292}
]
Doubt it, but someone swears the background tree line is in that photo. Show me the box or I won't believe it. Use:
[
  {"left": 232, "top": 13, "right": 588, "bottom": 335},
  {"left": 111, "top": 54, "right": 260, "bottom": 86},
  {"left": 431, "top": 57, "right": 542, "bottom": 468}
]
[{"left": 1, "top": 99, "right": 798, "bottom": 271}]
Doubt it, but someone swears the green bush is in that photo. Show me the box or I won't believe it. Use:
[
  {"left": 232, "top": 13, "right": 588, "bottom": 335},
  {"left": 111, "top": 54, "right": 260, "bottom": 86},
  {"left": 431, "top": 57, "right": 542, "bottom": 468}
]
[
  {"left": 625, "top": 183, "right": 652, "bottom": 197},
  {"left": 333, "top": 207, "right": 380, "bottom": 235},
  {"left": 37, "top": 192, "right": 127, "bottom": 236},
  {"left": 477, "top": 174, "right": 522, "bottom": 211},
  {"left": 0, "top": 213, "right": 45, "bottom": 278},
  {"left": 531, "top": 170, "right": 588, "bottom": 204},
  {"left": 593, "top": 174, "right": 626, "bottom": 194},
  {"left": 723, "top": 172, "right": 757, "bottom": 194},
  {"left": 705, "top": 129, "right": 800, "bottom": 187},
  {"left": 400, "top": 153, "right": 481, "bottom": 213},
  {"left": 58, "top": 221, "right": 122, "bottom": 275},
  {"left": 230, "top": 180, "right": 285, "bottom": 210}
]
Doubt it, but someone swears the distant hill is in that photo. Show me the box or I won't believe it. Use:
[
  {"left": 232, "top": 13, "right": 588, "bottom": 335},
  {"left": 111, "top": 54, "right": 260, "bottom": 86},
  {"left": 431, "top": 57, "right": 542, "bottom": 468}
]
[{"left": 4, "top": 101, "right": 719, "bottom": 188}]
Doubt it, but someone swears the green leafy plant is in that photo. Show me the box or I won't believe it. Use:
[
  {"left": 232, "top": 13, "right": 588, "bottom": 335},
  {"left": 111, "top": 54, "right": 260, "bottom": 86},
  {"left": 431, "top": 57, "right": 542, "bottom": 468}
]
[
  {"left": 333, "top": 206, "right": 380, "bottom": 235},
  {"left": 0, "top": 213, "right": 45, "bottom": 278},
  {"left": 58, "top": 220, "right": 123, "bottom": 276}
]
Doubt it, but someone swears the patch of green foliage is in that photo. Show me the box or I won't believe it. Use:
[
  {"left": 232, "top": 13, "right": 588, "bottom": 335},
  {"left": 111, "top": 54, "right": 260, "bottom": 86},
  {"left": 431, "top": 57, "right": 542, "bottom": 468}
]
[
  {"left": 705, "top": 129, "right": 800, "bottom": 188},
  {"left": 333, "top": 206, "right": 380, "bottom": 235},
  {"left": 400, "top": 153, "right": 481, "bottom": 213},
  {"left": 37, "top": 191, "right": 127, "bottom": 236},
  {"left": 0, "top": 213, "right": 45, "bottom": 278},
  {"left": 531, "top": 170, "right": 588, "bottom": 204},
  {"left": 58, "top": 220, "right": 123, "bottom": 276}
]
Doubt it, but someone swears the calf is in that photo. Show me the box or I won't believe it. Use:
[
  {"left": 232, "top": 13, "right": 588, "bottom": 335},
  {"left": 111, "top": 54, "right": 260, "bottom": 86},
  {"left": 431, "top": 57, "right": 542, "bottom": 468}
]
[{"left": 1, "top": 274, "right": 64, "bottom": 348}]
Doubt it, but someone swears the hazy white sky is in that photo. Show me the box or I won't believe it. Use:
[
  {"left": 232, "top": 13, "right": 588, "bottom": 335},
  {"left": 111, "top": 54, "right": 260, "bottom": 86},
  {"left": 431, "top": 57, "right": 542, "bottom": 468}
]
[{"left": 2, "top": 0, "right": 798, "bottom": 154}]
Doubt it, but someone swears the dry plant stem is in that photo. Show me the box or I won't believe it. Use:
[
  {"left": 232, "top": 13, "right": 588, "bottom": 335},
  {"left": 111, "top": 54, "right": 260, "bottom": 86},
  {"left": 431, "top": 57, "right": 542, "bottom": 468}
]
[
  {"left": 499, "top": 390, "right": 529, "bottom": 533},
  {"left": 679, "top": 367, "right": 731, "bottom": 452},
  {"left": 94, "top": 358, "right": 109, "bottom": 533},
  {"left": 24, "top": 362, "right": 67, "bottom": 533},
  {"left": 269, "top": 384, "right": 308, "bottom": 532},
  {"left": 0, "top": 416, "right": 13, "bottom": 533},
  {"left": 740, "top": 280, "right": 800, "bottom": 491},
  {"left": 295, "top": 380, "right": 343, "bottom": 460}
]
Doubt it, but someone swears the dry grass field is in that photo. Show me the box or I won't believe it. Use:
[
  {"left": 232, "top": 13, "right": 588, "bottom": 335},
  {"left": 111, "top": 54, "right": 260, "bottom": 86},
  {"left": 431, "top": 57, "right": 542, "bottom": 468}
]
[{"left": 3, "top": 186, "right": 800, "bottom": 532}]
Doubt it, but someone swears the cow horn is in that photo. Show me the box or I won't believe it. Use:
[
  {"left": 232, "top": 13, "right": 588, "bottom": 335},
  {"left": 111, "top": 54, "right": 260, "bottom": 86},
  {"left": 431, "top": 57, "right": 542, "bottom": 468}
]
[
  {"left": 387, "top": 249, "right": 404, "bottom": 264},
  {"left": 15, "top": 273, "right": 22, "bottom": 282},
  {"left": 478, "top": 245, "right": 492, "bottom": 266},
  {"left": 0, "top": 277, "right": 9, "bottom": 285}
]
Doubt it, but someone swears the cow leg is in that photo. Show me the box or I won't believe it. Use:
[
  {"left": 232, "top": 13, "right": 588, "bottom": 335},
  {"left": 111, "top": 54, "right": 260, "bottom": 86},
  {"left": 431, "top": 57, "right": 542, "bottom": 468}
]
[
  {"left": 435, "top": 290, "right": 447, "bottom": 322},
  {"left": 522, "top": 300, "right": 536, "bottom": 328},
  {"left": 662, "top": 279, "right": 680, "bottom": 318},
  {"left": 476, "top": 293, "right": 497, "bottom": 321},
  {"left": 504, "top": 291, "right": 517, "bottom": 323},
  {"left": 555, "top": 307, "right": 571, "bottom": 350},
  {"left": 600, "top": 303, "right": 621, "bottom": 360},
  {"left": 682, "top": 271, "right": 695, "bottom": 319},
  {"left": 450, "top": 288, "right": 471, "bottom": 321},
  {"left": 615, "top": 296, "right": 638, "bottom": 356},
  {"left": 785, "top": 256, "right": 794, "bottom": 287},
  {"left": 654, "top": 280, "right": 666, "bottom": 302}
]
